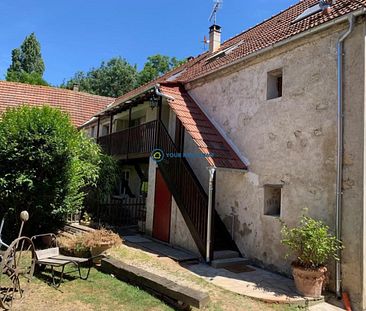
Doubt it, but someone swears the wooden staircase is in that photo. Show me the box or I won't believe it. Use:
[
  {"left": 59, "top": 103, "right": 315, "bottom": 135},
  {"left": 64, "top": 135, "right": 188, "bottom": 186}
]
[{"left": 156, "top": 121, "right": 241, "bottom": 262}]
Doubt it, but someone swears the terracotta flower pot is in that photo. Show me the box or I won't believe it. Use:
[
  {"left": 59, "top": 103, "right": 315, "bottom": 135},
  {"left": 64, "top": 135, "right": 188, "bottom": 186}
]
[
  {"left": 292, "top": 264, "right": 327, "bottom": 298},
  {"left": 90, "top": 243, "right": 113, "bottom": 265}
]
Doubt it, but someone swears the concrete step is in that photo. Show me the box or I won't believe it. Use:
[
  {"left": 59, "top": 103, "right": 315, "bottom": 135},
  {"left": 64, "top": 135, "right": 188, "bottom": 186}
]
[
  {"left": 213, "top": 250, "right": 240, "bottom": 260},
  {"left": 211, "top": 257, "right": 250, "bottom": 269}
]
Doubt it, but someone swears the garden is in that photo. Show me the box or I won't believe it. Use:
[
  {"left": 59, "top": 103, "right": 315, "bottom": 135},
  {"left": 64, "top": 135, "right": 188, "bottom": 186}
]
[{"left": 0, "top": 106, "right": 342, "bottom": 310}]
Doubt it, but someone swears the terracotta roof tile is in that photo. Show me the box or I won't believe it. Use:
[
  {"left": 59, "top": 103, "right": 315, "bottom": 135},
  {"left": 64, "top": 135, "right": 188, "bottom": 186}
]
[
  {"left": 176, "top": 0, "right": 366, "bottom": 82},
  {"left": 97, "top": 0, "right": 365, "bottom": 169},
  {"left": 103, "top": 0, "right": 366, "bottom": 114},
  {"left": 0, "top": 81, "right": 114, "bottom": 127},
  {"left": 160, "top": 83, "right": 247, "bottom": 170}
]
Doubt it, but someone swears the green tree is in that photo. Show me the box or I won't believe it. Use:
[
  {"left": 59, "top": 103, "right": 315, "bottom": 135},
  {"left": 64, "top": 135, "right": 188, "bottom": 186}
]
[
  {"left": 62, "top": 54, "right": 185, "bottom": 97},
  {"left": 0, "top": 106, "right": 103, "bottom": 237},
  {"left": 6, "top": 33, "right": 48, "bottom": 85},
  {"left": 62, "top": 57, "right": 138, "bottom": 98},
  {"left": 6, "top": 71, "right": 49, "bottom": 86},
  {"left": 137, "top": 54, "right": 186, "bottom": 86}
]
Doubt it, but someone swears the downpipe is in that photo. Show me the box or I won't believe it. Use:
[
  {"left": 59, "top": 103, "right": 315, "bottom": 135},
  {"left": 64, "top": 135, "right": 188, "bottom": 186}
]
[
  {"left": 336, "top": 14, "right": 355, "bottom": 299},
  {"left": 206, "top": 167, "right": 216, "bottom": 263}
]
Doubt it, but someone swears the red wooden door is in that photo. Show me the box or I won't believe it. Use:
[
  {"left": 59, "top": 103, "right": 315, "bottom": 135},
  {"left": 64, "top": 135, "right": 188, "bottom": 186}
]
[{"left": 153, "top": 169, "right": 172, "bottom": 242}]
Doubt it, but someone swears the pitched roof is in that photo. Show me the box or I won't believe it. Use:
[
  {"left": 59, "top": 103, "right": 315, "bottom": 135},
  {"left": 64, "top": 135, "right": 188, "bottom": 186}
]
[
  {"left": 106, "top": 0, "right": 366, "bottom": 112},
  {"left": 0, "top": 81, "right": 114, "bottom": 127},
  {"left": 160, "top": 83, "right": 247, "bottom": 170},
  {"left": 176, "top": 0, "right": 366, "bottom": 82},
  {"left": 96, "top": 0, "right": 366, "bottom": 170}
]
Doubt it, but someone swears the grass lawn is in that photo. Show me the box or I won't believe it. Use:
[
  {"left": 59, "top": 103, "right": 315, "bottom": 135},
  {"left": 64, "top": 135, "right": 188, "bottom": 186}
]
[
  {"left": 13, "top": 268, "right": 173, "bottom": 311},
  {"left": 109, "top": 245, "right": 301, "bottom": 311},
  {"left": 12, "top": 246, "right": 302, "bottom": 311}
]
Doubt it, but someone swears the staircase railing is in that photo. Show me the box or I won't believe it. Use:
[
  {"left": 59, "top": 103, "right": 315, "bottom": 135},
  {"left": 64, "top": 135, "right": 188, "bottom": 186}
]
[{"left": 156, "top": 121, "right": 209, "bottom": 257}]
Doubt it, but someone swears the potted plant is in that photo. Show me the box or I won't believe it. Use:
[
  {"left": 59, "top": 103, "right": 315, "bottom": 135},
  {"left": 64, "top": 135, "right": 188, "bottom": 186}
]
[
  {"left": 58, "top": 234, "right": 91, "bottom": 258},
  {"left": 281, "top": 214, "right": 343, "bottom": 298},
  {"left": 83, "top": 228, "right": 122, "bottom": 264}
]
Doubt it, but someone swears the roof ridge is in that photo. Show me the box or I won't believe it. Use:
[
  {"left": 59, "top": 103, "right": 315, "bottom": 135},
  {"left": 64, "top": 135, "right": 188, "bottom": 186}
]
[{"left": 0, "top": 80, "right": 115, "bottom": 100}]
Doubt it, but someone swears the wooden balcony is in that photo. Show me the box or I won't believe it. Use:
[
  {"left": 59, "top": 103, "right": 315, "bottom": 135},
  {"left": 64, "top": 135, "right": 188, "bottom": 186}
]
[{"left": 98, "top": 120, "right": 157, "bottom": 158}]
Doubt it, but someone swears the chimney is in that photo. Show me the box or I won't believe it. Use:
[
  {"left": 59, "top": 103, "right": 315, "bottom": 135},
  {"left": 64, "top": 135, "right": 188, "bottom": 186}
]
[
  {"left": 209, "top": 24, "right": 221, "bottom": 53},
  {"left": 73, "top": 83, "right": 79, "bottom": 92}
]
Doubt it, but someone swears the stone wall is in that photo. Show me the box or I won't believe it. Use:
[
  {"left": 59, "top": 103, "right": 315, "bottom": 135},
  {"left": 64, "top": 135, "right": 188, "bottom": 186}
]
[{"left": 186, "top": 20, "right": 366, "bottom": 309}]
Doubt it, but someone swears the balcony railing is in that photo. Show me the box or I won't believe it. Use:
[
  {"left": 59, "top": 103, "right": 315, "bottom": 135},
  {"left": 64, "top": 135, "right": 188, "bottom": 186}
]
[{"left": 98, "top": 120, "right": 157, "bottom": 157}]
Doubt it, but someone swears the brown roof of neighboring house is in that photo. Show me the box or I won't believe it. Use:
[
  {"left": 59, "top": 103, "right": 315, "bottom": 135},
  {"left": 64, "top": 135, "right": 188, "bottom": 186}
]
[
  {"left": 0, "top": 81, "right": 114, "bottom": 127},
  {"left": 160, "top": 83, "right": 247, "bottom": 170}
]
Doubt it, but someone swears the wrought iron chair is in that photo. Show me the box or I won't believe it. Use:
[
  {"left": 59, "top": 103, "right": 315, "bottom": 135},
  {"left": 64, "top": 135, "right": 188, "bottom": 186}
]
[{"left": 31, "top": 233, "right": 99, "bottom": 288}]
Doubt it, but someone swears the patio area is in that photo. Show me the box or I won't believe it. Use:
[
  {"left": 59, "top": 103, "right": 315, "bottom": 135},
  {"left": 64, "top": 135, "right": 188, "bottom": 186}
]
[{"left": 113, "top": 231, "right": 329, "bottom": 308}]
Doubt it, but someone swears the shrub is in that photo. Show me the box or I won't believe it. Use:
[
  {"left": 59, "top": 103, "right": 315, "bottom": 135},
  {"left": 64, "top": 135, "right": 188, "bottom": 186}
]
[
  {"left": 281, "top": 215, "right": 343, "bottom": 269},
  {"left": 0, "top": 106, "right": 101, "bottom": 238}
]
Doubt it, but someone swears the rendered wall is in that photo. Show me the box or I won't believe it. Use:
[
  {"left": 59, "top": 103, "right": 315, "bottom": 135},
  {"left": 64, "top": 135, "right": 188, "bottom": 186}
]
[
  {"left": 170, "top": 197, "right": 201, "bottom": 256},
  {"left": 186, "top": 21, "right": 365, "bottom": 309}
]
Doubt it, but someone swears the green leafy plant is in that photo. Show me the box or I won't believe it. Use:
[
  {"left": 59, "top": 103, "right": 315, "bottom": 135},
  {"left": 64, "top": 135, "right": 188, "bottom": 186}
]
[
  {"left": 84, "top": 153, "right": 119, "bottom": 219},
  {"left": 0, "top": 106, "right": 102, "bottom": 238},
  {"left": 281, "top": 215, "right": 343, "bottom": 269}
]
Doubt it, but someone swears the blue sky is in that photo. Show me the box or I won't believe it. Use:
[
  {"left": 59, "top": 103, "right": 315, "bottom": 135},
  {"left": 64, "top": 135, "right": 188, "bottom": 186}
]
[{"left": 0, "top": 0, "right": 297, "bottom": 86}]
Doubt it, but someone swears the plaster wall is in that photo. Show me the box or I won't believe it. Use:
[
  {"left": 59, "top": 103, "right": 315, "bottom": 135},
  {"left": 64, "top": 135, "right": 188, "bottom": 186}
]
[
  {"left": 170, "top": 197, "right": 201, "bottom": 256},
  {"left": 183, "top": 131, "right": 209, "bottom": 194},
  {"left": 186, "top": 21, "right": 365, "bottom": 308},
  {"left": 145, "top": 158, "right": 201, "bottom": 256},
  {"left": 145, "top": 158, "right": 157, "bottom": 236},
  {"left": 342, "top": 20, "right": 366, "bottom": 309}
]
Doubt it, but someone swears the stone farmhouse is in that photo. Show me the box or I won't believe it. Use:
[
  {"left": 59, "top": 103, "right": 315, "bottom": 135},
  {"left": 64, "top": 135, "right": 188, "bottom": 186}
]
[{"left": 78, "top": 0, "right": 366, "bottom": 309}]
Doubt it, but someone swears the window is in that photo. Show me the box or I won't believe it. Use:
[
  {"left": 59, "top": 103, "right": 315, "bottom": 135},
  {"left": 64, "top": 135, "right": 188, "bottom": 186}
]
[
  {"left": 264, "top": 185, "right": 282, "bottom": 217},
  {"left": 101, "top": 124, "right": 110, "bottom": 136},
  {"left": 292, "top": 4, "right": 322, "bottom": 23},
  {"left": 130, "top": 116, "right": 146, "bottom": 127},
  {"left": 90, "top": 126, "right": 96, "bottom": 137},
  {"left": 267, "top": 69, "right": 283, "bottom": 100}
]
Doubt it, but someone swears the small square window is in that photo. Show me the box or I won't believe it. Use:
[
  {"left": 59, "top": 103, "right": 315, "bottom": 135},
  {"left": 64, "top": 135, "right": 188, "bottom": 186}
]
[
  {"left": 90, "top": 126, "right": 96, "bottom": 137},
  {"left": 101, "top": 124, "right": 110, "bottom": 136},
  {"left": 267, "top": 69, "right": 283, "bottom": 100},
  {"left": 264, "top": 185, "right": 282, "bottom": 216}
]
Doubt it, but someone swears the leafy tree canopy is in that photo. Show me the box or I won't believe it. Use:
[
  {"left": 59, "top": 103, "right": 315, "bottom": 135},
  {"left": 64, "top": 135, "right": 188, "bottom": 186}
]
[
  {"left": 61, "top": 57, "right": 138, "bottom": 98},
  {"left": 0, "top": 106, "right": 104, "bottom": 237},
  {"left": 62, "top": 54, "right": 185, "bottom": 97},
  {"left": 137, "top": 55, "right": 185, "bottom": 86},
  {"left": 6, "top": 71, "right": 49, "bottom": 86},
  {"left": 6, "top": 33, "right": 48, "bottom": 86}
]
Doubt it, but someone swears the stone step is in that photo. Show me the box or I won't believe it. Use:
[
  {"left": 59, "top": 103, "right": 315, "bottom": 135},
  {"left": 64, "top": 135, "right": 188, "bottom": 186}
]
[
  {"left": 213, "top": 250, "right": 240, "bottom": 260},
  {"left": 211, "top": 257, "right": 250, "bottom": 269}
]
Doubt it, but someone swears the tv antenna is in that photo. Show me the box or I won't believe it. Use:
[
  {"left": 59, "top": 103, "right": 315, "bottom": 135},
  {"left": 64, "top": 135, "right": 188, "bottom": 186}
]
[
  {"left": 209, "top": 0, "right": 223, "bottom": 25},
  {"left": 201, "top": 35, "right": 209, "bottom": 50}
]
